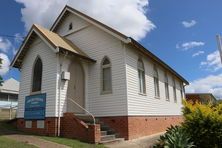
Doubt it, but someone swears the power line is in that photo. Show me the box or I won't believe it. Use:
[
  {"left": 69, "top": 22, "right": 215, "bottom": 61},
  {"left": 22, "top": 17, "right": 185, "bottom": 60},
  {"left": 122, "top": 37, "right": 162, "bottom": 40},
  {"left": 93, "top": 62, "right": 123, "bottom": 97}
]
[{"left": 0, "top": 34, "right": 25, "bottom": 39}]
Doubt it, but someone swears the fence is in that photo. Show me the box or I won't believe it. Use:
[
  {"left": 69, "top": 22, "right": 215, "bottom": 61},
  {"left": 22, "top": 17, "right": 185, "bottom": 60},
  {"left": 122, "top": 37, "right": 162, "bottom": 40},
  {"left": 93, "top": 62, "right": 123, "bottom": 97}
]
[{"left": 0, "top": 105, "right": 17, "bottom": 120}]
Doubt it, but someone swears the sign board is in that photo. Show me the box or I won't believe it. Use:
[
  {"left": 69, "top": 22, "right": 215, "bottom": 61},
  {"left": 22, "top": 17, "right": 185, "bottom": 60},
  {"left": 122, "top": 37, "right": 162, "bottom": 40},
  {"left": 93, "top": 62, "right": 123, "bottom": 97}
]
[{"left": 24, "top": 93, "right": 46, "bottom": 120}]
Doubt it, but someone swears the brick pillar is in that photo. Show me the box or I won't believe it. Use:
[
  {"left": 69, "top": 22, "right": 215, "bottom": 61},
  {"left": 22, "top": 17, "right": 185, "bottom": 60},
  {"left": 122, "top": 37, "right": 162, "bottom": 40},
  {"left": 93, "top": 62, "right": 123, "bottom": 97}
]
[{"left": 88, "top": 124, "right": 101, "bottom": 143}]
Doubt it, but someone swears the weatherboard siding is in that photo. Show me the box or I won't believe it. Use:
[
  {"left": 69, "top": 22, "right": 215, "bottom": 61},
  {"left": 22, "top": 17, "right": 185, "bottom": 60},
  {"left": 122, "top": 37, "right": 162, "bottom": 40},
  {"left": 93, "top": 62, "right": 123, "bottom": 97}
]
[
  {"left": 54, "top": 13, "right": 128, "bottom": 117},
  {"left": 125, "top": 45, "right": 183, "bottom": 116},
  {"left": 17, "top": 37, "right": 57, "bottom": 118}
]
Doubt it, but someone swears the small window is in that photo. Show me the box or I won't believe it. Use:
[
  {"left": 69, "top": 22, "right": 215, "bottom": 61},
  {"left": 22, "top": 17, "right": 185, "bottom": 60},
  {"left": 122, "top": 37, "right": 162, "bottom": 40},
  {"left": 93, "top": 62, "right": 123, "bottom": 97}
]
[
  {"left": 101, "top": 57, "right": 112, "bottom": 94},
  {"left": 173, "top": 79, "right": 177, "bottom": 103},
  {"left": 0, "top": 93, "right": 8, "bottom": 101},
  {"left": 138, "top": 58, "right": 146, "bottom": 94},
  {"left": 153, "top": 66, "right": 160, "bottom": 98},
  {"left": 32, "top": 57, "right": 43, "bottom": 92},
  {"left": 164, "top": 72, "right": 170, "bottom": 101},
  {"left": 69, "top": 22, "right": 73, "bottom": 30},
  {"left": 9, "top": 94, "right": 18, "bottom": 102}
]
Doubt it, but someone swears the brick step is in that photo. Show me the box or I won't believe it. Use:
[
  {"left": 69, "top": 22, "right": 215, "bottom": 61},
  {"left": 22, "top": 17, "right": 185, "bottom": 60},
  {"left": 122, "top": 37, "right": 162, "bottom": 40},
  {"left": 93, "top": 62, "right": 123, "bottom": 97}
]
[
  {"left": 99, "top": 138, "right": 124, "bottom": 144},
  {"left": 75, "top": 114, "right": 95, "bottom": 123}
]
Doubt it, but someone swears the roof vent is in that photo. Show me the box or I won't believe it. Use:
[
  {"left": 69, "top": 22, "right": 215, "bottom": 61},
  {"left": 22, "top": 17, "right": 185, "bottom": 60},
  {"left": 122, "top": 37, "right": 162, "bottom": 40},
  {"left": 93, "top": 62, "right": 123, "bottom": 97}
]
[{"left": 68, "top": 22, "right": 73, "bottom": 30}]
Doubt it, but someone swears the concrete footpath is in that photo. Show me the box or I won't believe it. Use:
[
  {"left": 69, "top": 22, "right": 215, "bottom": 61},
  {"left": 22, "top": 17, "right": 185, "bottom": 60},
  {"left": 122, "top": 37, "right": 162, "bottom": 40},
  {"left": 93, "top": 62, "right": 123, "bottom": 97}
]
[
  {"left": 105, "top": 132, "right": 164, "bottom": 148},
  {"left": 4, "top": 134, "right": 69, "bottom": 148},
  {"left": 0, "top": 121, "right": 69, "bottom": 148}
]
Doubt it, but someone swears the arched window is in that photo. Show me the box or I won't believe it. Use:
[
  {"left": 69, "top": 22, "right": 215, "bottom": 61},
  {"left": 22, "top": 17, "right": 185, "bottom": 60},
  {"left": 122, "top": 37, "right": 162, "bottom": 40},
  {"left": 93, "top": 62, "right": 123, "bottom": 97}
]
[
  {"left": 164, "top": 72, "right": 169, "bottom": 101},
  {"left": 138, "top": 58, "right": 146, "bottom": 94},
  {"left": 32, "top": 57, "right": 42, "bottom": 92},
  {"left": 101, "top": 57, "right": 112, "bottom": 93},
  {"left": 173, "top": 79, "right": 177, "bottom": 103},
  {"left": 153, "top": 65, "right": 160, "bottom": 98},
  {"left": 180, "top": 82, "right": 184, "bottom": 101}
]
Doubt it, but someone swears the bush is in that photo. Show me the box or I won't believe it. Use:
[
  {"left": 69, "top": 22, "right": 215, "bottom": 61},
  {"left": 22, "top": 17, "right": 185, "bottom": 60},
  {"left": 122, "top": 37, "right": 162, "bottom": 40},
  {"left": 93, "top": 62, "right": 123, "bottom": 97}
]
[
  {"left": 182, "top": 101, "right": 222, "bottom": 147},
  {"left": 153, "top": 125, "right": 194, "bottom": 148}
]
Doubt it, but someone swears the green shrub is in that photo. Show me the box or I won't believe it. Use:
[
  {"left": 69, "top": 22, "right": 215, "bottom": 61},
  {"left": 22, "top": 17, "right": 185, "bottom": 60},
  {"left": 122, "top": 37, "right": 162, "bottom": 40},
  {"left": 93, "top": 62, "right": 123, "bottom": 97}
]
[
  {"left": 153, "top": 125, "right": 194, "bottom": 148},
  {"left": 182, "top": 101, "right": 222, "bottom": 147}
]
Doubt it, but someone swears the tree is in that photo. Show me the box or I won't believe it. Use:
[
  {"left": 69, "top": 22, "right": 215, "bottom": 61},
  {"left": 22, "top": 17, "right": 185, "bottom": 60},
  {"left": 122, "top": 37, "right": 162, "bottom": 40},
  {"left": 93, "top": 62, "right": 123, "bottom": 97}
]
[{"left": 0, "top": 58, "right": 3, "bottom": 86}]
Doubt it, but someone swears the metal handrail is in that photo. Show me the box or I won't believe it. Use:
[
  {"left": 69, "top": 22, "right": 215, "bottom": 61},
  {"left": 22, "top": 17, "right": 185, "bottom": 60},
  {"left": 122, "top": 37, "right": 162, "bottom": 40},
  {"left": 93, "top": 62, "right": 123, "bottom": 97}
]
[{"left": 67, "top": 98, "right": 95, "bottom": 125}]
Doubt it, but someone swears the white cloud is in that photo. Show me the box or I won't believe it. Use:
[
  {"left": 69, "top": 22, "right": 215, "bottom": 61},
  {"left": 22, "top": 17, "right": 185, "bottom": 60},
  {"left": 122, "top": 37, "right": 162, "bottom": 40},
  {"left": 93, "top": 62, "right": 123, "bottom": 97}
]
[
  {"left": 14, "top": 33, "right": 24, "bottom": 43},
  {"left": 192, "top": 50, "right": 204, "bottom": 57},
  {"left": 0, "top": 37, "right": 12, "bottom": 53},
  {"left": 15, "top": 0, "right": 155, "bottom": 41},
  {"left": 186, "top": 74, "right": 222, "bottom": 99},
  {"left": 0, "top": 53, "right": 10, "bottom": 76},
  {"left": 200, "top": 50, "right": 222, "bottom": 71},
  {"left": 182, "top": 20, "right": 197, "bottom": 28},
  {"left": 176, "top": 41, "right": 205, "bottom": 50}
]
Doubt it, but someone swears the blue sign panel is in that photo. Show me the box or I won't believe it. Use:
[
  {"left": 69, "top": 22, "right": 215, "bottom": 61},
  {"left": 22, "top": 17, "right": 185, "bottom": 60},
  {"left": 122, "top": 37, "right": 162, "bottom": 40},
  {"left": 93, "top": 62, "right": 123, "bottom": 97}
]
[{"left": 24, "top": 93, "right": 46, "bottom": 120}]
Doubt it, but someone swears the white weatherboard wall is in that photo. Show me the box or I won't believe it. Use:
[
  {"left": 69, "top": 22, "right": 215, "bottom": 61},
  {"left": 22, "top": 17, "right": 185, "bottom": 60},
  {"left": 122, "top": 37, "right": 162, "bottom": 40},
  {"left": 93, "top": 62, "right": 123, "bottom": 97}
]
[
  {"left": 125, "top": 45, "right": 183, "bottom": 116},
  {"left": 54, "top": 13, "right": 128, "bottom": 117},
  {"left": 17, "top": 37, "right": 57, "bottom": 118},
  {"left": 54, "top": 55, "right": 89, "bottom": 117}
]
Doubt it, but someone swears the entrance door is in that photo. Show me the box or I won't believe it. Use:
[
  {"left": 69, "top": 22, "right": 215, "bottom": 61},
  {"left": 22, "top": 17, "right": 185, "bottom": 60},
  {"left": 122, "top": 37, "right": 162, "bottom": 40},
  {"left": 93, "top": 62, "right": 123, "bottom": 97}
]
[{"left": 67, "top": 60, "right": 85, "bottom": 114}]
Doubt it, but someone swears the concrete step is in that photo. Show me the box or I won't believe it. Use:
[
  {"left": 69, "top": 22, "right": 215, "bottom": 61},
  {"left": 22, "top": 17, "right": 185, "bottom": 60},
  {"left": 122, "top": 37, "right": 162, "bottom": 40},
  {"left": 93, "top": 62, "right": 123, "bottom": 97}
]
[
  {"left": 100, "top": 138, "right": 124, "bottom": 144},
  {"left": 101, "top": 134, "right": 116, "bottom": 141},
  {"left": 101, "top": 131, "right": 107, "bottom": 136}
]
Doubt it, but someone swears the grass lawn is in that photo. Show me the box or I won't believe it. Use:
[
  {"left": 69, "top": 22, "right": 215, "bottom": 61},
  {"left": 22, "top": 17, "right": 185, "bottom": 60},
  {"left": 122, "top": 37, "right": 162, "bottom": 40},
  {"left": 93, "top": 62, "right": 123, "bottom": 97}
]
[
  {"left": 0, "top": 136, "right": 37, "bottom": 148},
  {"left": 0, "top": 120, "right": 106, "bottom": 148},
  {"left": 41, "top": 136, "right": 106, "bottom": 148}
]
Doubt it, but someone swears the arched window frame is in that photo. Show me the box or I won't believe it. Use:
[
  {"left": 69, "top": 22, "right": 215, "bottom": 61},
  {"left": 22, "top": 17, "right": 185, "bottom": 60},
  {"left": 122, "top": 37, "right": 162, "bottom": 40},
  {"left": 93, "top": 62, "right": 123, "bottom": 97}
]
[
  {"left": 164, "top": 72, "right": 170, "bottom": 101},
  {"left": 153, "top": 65, "right": 160, "bottom": 98},
  {"left": 31, "top": 56, "right": 43, "bottom": 93},
  {"left": 138, "top": 58, "right": 146, "bottom": 94},
  {"left": 101, "top": 56, "right": 112, "bottom": 94},
  {"left": 180, "top": 82, "right": 184, "bottom": 101},
  {"left": 173, "top": 79, "right": 177, "bottom": 103}
]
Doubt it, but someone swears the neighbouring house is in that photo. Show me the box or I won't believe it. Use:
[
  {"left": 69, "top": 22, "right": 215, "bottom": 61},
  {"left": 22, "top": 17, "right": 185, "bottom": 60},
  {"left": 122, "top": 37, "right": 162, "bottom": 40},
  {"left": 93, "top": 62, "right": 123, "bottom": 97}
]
[
  {"left": 0, "top": 78, "right": 19, "bottom": 119},
  {"left": 186, "top": 93, "right": 217, "bottom": 104},
  {"left": 11, "top": 5, "right": 189, "bottom": 143}
]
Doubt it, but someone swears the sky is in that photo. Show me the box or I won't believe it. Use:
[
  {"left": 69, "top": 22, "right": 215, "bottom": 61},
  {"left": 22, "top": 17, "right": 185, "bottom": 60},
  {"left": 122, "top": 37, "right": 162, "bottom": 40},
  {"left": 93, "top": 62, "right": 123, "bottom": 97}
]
[{"left": 0, "top": 0, "right": 222, "bottom": 99}]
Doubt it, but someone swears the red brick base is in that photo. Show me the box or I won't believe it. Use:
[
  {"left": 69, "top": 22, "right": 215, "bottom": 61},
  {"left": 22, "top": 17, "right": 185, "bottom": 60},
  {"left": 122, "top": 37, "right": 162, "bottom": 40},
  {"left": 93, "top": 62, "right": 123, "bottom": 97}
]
[
  {"left": 17, "top": 115, "right": 182, "bottom": 142},
  {"left": 17, "top": 117, "right": 58, "bottom": 136},
  {"left": 99, "top": 115, "right": 183, "bottom": 140},
  {"left": 17, "top": 113, "right": 101, "bottom": 143},
  {"left": 61, "top": 113, "right": 101, "bottom": 143}
]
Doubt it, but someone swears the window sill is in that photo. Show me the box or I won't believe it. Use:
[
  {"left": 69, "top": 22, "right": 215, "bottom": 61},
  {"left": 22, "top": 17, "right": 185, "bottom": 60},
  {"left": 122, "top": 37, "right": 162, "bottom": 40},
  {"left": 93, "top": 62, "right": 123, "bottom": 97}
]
[
  {"left": 101, "top": 91, "right": 112, "bottom": 95},
  {"left": 155, "top": 96, "right": 160, "bottom": 99},
  {"left": 30, "top": 91, "right": 42, "bottom": 95},
  {"left": 138, "top": 93, "right": 147, "bottom": 96}
]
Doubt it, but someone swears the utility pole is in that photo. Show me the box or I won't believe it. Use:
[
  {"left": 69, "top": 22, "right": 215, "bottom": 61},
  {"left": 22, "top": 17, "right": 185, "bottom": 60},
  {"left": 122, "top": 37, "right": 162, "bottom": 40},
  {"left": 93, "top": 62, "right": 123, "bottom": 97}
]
[{"left": 216, "top": 34, "right": 222, "bottom": 63}]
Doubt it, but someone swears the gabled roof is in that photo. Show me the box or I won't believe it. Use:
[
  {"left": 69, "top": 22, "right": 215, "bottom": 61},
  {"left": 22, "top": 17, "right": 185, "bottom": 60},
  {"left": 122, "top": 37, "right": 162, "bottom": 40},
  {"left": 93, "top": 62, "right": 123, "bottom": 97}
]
[
  {"left": 50, "top": 5, "right": 130, "bottom": 43},
  {"left": 11, "top": 24, "right": 95, "bottom": 68},
  {"left": 186, "top": 93, "right": 217, "bottom": 103},
  {"left": 0, "top": 78, "right": 19, "bottom": 94},
  {"left": 50, "top": 5, "right": 189, "bottom": 84}
]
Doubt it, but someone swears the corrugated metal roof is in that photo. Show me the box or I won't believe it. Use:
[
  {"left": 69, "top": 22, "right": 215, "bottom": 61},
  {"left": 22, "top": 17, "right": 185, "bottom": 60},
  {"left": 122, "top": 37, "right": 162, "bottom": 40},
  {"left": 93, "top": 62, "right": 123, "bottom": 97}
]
[
  {"left": 34, "top": 24, "right": 94, "bottom": 60},
  {"left": 0, "top": 78, "right": 19, "bottom": 94}
]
